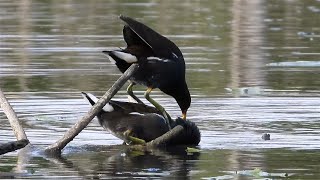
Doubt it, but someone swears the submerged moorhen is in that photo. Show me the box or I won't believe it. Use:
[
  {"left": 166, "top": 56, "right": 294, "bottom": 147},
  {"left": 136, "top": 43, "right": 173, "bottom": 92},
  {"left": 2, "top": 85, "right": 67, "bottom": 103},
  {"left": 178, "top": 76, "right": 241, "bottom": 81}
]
[
  {"left": 82, "top": 92, "right": 200, "bottom": 145},
  {"left": 103, "top": 15, "right": 191, "bottom": 124}
]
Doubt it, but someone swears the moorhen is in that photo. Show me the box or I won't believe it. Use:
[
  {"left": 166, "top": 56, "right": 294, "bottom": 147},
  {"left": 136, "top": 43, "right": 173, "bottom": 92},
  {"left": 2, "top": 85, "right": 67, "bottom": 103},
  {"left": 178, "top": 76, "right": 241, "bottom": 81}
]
[
  {"left": 103, "top": 15, "right": 191, "bottom": 126},
  {"left": 82, "top": 92, "right": 200, "bottom": 145}
]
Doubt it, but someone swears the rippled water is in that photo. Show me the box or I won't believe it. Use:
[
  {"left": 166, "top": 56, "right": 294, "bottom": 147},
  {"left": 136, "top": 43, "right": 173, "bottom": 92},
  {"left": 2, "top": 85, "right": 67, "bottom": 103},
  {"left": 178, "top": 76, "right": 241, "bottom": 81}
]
[{"left": 1, "top": 0, "right": 320, "bottom": 179}]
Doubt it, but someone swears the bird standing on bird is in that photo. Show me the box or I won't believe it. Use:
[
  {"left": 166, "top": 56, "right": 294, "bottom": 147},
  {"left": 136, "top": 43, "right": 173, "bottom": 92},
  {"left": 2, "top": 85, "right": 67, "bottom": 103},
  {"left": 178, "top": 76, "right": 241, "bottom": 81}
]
[
  {"left": 103, "top": 15, "right": 191, "bottom": 127},
  {"left": 82, "top": 92, "right": 200, "bottom": 145}
]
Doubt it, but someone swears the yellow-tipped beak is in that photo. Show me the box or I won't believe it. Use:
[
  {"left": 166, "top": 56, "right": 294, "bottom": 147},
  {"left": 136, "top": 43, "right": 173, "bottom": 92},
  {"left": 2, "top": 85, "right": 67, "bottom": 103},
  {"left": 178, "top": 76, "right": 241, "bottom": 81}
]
[{"left": 182, "top": 112, "right": 187, "bottom": 120}]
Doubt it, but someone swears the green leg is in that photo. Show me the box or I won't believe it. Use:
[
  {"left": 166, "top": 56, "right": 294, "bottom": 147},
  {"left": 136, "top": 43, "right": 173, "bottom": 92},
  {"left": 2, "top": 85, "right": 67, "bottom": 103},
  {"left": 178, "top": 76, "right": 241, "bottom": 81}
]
[
  {"left": 127, "top": 82, "right": 144, "bottom": 104},
  {"left": 144, "top": 88, "right": 172, "bottom": 130}
]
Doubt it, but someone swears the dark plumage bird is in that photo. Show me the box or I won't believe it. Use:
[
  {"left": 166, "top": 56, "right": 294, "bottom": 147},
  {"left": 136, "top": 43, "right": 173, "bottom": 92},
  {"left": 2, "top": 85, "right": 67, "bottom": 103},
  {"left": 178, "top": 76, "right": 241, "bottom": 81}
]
[
  {"left": 82, "top": 92, "right": 200, "bottom": 145},
  {"left": 102, "top": 15, "right": 191, "bottom": 122}
]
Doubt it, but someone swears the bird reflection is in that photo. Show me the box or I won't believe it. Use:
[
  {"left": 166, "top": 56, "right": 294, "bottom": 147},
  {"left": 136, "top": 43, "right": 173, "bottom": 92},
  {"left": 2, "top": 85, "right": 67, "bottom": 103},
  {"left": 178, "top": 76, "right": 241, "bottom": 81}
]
[{"left": 43, "top": 145, "right": 200, "bottom": 179}]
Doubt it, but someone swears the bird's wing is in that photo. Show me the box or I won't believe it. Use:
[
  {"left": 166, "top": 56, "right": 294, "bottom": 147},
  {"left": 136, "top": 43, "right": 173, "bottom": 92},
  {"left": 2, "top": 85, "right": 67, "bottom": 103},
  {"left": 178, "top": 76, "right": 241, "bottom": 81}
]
[
  {"left": 109, "top": 100, "right": 161, "bottom": 115},
  {"left": 123, "top": 25, "right": 145, "bottom": 47},
  {"left": 120, "top": 15, "right": 183, "bottom": 59}
]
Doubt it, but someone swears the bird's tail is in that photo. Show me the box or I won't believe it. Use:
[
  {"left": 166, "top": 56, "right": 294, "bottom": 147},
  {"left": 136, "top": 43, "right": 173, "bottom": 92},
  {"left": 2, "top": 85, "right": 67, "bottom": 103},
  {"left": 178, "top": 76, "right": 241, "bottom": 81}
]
[
  {"left": 102, "top": 50, "right": 137, "bottom": 64},
  {"left": 81, "top": 92, "right": 114, "bottom": 112}
]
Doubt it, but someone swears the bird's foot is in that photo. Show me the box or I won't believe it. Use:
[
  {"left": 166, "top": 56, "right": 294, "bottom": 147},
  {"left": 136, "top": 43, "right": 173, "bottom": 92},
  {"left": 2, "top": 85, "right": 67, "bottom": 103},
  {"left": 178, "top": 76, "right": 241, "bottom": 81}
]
[{"left": 123, "top": 130, "right": 146, "bottom": 145}]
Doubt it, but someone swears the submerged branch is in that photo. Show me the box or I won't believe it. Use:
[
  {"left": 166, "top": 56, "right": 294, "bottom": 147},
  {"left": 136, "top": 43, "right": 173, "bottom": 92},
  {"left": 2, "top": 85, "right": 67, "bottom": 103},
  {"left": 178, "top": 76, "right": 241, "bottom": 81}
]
[
  {"left": 146, "top": 125, "right": 184, "bottom": 147},
  {"left": 130, "top": 125, "right": 185, "bottom": 151},
  {"left": 0, "top": 139, "right": 29, "bottom": 155}
]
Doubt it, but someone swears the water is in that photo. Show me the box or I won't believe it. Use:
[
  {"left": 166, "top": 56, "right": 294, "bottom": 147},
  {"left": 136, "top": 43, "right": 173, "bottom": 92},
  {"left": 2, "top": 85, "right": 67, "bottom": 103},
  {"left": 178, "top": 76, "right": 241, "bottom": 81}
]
[{"left": 1, "top": 0, "right": 320, "bottom": 179}]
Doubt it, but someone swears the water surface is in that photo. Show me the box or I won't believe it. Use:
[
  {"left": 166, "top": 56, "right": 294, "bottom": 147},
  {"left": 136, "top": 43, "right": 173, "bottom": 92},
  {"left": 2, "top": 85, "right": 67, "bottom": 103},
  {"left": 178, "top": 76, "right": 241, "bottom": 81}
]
[{"left": 1, "top": 0, "right": 320, "bottom": 179}]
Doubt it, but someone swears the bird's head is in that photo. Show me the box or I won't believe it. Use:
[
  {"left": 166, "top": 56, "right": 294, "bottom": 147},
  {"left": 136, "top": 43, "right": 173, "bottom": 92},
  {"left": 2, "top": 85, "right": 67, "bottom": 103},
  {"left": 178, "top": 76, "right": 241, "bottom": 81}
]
[{"left": 172, "top": 83, "right": 191, "bottom": 120}]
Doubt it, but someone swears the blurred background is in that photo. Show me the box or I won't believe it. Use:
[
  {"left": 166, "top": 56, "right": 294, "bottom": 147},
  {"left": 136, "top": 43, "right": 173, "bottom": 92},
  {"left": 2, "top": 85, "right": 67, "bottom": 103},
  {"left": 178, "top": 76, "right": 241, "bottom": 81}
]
[
  {"left": 1, "top": 0, "right": 320, "bottom": 96},
  {"left": 1, "top": 0, "right": 320, "bottom": 179}
]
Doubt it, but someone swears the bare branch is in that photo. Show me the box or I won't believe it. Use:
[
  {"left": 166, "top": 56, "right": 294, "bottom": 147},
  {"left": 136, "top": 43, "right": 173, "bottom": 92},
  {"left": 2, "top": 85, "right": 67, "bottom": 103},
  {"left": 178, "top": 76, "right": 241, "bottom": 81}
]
[
  {"left": 129, "top": 125, "right": 185, "bottom": 151},
  {"left": 146, "top": 125, "right": 184, "bottom": 147},
  {"left": 44, "top": 64, "right": 139, "bottom": 154},
  {"left": 0, "top": 88, "right": 28, "bottom": 140}
]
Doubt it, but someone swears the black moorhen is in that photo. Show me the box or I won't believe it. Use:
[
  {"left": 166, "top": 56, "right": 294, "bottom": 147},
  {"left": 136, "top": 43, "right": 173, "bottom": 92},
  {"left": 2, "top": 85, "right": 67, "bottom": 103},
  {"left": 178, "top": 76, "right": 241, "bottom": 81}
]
[
  {"left": 82, "top": 92, "right": 200, "bottom": 145},
  {"left": 102, "top": 15, "right": 191, "bottom": 125}
]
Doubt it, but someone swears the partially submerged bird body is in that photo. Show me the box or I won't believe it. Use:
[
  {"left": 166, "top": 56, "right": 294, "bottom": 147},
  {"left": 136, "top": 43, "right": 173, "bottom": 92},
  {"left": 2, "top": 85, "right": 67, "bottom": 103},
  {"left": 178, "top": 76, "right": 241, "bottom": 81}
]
[
  {"left": 103, "top": 15, "right": 191, "bottom": 120},
  {"left": 82, "top": 92, "right": 200, "bottom": 145},
  {"left": 98, "top": 106, "right": 169, "bottom": 142},
  {"left": 82, "top": 92, "right": 167, "bottom": 142}
]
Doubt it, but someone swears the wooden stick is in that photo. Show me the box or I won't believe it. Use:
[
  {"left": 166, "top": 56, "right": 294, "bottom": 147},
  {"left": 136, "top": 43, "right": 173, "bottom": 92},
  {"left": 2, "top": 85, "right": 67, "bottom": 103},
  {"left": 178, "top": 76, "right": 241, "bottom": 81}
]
[
  {"left": 146, "top": 125, "right": 184, "bottom": 148},
  {"left": 129, "top": 125, "right": 185, "bottom": 151},
  {"left": 0, "top": 139, "right": 29, "bottom": 155},
  {"left": 45, "top": 64, "right": 139, "bottom": 154},
  {"left": 0, "top": 88, "right": 28, "bottom": 140}
]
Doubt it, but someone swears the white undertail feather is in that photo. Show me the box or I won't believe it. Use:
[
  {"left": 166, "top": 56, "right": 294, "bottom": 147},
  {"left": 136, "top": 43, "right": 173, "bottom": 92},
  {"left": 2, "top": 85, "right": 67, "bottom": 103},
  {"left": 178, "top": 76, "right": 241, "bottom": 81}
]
[
  {"left": 113, "top": 51, "right": 138, "bottom": 63},
  {"left": 105, "top": 54, "right": 116, "bottom": 64},
  {"left": 82, "top": 93, "right": 114, "bottom": 112}
]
